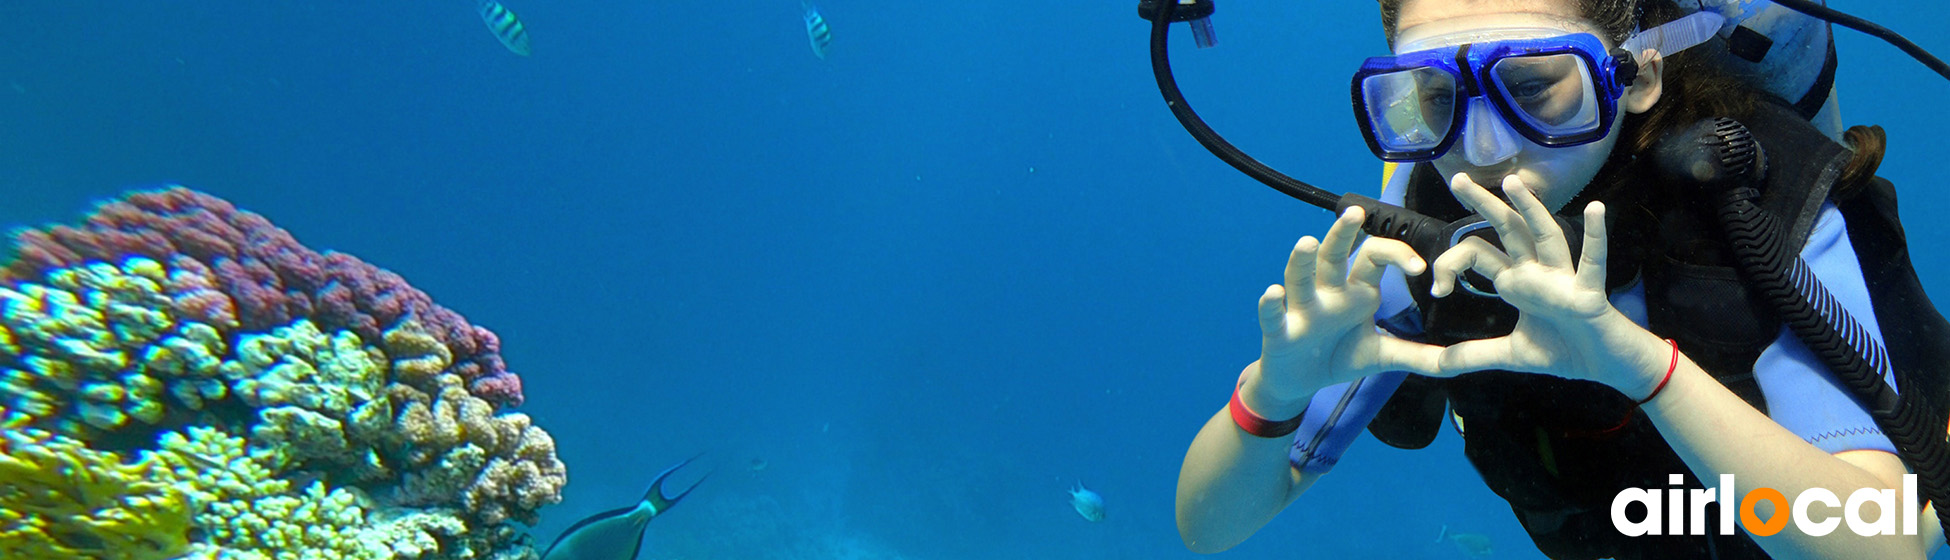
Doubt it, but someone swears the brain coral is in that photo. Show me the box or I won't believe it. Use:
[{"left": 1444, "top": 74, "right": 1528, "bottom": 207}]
[{"left": 0, "top": 187, "right": 566, "bottom": 560}]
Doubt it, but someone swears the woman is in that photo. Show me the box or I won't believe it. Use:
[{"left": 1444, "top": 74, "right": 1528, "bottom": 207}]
[{"left": 1174, "top": 0, "right": 1931, "bottom": 558}]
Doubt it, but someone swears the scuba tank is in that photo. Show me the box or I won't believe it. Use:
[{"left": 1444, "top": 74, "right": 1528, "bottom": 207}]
[{"left": 1677, "top": 0, "right": 1844, "bottom": 137}]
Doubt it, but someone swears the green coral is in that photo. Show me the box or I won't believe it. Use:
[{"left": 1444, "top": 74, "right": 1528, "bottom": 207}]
[
  {"left": 225, "top": 319, "right": 386, "bottom": 417},
  {"left": 0, "top": 258, "right": 233, "bottom": 436},
  {"left": 150, "top": 426, "right": 523, "bottom": 560},
  {"left": 0, "top": 318, "right": 17, "bottom": 360},
  {"left": 0, "top": 409, "right": 192, "bottom": 560},
  {"left": 143, "top": 322, "right": 230, "bottom": 410},
  {"left": 218, "top": 319, "right": 395, "bottom": 480}
]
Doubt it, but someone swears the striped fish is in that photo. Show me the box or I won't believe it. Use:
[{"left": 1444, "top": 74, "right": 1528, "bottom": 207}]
[
  {"left": 477, "top": 0, "right": 532, "bottom": 56},
  {"left": 802, "top": 0, "right": 832, "bottom": 60}
]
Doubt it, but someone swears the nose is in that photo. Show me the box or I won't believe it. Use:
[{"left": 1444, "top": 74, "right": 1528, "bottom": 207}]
[{"left": 1462, "top": 97, "right": 1521, "bottom": 167}]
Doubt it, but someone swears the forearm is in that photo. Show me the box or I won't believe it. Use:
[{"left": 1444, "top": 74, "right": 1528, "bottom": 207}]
[
  {"left": 1639, "top": 341, "right": 1925, "bottom": 559},
  {"left": 1176, "top": 360, "right": 1320, "bottom": 553}
]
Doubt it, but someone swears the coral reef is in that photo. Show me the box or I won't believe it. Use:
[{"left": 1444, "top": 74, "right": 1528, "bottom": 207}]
[
  {"left": 0, "top": 187, "right": 565, "bottom": 560},
  {"left": 4, "top": 188, "right": 523, "bottom": 408},
  {"left": 0, "top": 409, "right": 191, "bottom": 560}
]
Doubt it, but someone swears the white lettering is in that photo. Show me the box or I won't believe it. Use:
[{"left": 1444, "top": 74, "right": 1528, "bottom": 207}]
[
  {"left": 1719, "top": 473, "right": 1737, "bottom": 535},
  {"left": 1612, "top": 487, "right": 1663, "bottom": 536},
  {"left": 1689, "top": 487, "right": 1717, "bottom": 536},
  {"left": 1614, "top": 474, "right": 1922, "bottom": 537},
  {"left": 1905, "top": 473, "right": 1919, "bottom": 535},
  {"left": 1844, "top": 487, "right": 1897, "bottom": 536},
  {"left": 1793, "top": 488, "right": 1841, "bottom": 536}
]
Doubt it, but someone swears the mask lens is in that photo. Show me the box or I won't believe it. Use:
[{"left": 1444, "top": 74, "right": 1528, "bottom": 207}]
[
  {"left": 1489, "top": 53, "right": 1600, "bottom": 137},
  {"left": 1361, "top": 67, "right": 1457, "bottom": 155}
]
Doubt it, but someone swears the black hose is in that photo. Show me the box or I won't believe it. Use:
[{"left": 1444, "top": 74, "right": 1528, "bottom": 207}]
[
  {"left": 1676, "top": 118, "right": 1950, "bottom": 543},
  {"left": 1144, "top": 0, "right": 1340, "bottom": 210}
]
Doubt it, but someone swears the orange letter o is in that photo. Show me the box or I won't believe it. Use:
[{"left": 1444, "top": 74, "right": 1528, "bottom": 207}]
[{"left": 1741, "top": 488, "right": 1790, "bottom": 537}]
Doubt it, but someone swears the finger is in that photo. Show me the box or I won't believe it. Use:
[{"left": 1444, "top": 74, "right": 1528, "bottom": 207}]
[
  {"left": 1449, "top": 172, "right": 1535, "bottom": 262},
  {"left": 1437, "top": 337, "right": 1520, "bottom": 375},
  {"left": 1503, "top": 175, "right": 1570, "bottom": 268},
  {"left": 1284, "top": 236, "right": 1320, "bottom": 306},
  {"left": 1375, "top": 335, "right": 1445, "bottom": 376},
  {"left": 1347, "top": 236, "right": 1425, "bottom": 289},
  {"left": 1429, "top": 237, "right": 1512, "bottom": 298},
  {"left": 1316, "top": 207, "right": 1367, "bottom": 289},
  {"left": 1575, "top": 201, "right": 1610, "bottom": 291},
  {"left": 1257, "top": 284, "right": 1287, "bottom": 335}
]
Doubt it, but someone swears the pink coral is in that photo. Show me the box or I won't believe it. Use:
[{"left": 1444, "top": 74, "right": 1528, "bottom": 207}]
[
  {"left": 2, "top": 187, "right": 525, "bottom": 408},
  {"left": 470, "top": 374, "right": 524, "bottom": 408}
]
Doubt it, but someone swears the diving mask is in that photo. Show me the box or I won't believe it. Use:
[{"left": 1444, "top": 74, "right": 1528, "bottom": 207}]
[{"left": 1352, "top": 13, "right": 1725, "bottom": 162}]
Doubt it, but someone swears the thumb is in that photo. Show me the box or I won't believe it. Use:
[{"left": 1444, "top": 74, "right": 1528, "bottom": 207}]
[
  {"left": 1437, "top": 338, "right": 1520, "bottom": 376},
  {"left": 1258, "top": 284, "right": 1287, "bottom": 335}
]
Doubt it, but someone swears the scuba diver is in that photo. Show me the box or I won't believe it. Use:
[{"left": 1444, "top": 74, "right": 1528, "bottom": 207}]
[{"left": 1158, "top": 0, "right": 1950, "bottom": 558}]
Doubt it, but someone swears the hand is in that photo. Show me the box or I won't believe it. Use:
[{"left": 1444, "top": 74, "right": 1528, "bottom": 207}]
[
  {"left": 1428, "top": 174, "right": 1668, "bottom": 397},
  {"left": 1255, "top": 206, "right": 1445, "bottom": 402}
]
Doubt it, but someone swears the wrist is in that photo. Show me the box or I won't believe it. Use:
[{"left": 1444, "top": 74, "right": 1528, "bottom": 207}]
[
  {"left": 1601, "top": 330, "right": 1678, "bottom": 401},
  {"left": 1239, "top": 360, "right": 1314, "bottom": 421}
]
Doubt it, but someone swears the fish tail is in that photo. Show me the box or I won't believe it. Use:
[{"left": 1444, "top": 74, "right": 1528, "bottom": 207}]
[
  {"left": 645, "top": 453, "right": 708, "bottom": 517},
  {"left": 1435, "top": 524, "right": 1447, "bottom": 543}
]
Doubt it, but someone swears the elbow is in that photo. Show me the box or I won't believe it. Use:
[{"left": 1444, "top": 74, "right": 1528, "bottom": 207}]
[
  {"left": 1177, "top": 518, "right": 1237, "bottom": 554},
  {"left": 1176, "top": 497, "right": 1248, "bottom": 554}
]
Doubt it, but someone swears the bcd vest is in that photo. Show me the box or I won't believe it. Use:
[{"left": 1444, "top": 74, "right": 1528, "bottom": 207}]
[{"left": 1365, "top": 101, "right": 1936, "bottom": 560}]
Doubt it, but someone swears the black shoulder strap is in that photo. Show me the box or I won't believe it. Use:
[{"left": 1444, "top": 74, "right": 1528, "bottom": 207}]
[{"left": 1745, "top": 101, "right": 1853, "bottom": 251}]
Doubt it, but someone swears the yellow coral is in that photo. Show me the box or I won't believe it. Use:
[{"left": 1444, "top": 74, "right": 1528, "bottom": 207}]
[
  {"left": 382, "top": 321, "right": 450, "bottom": 390},
  {"left": 0, "top": 321, "right": 16, "bottom": 359},
  {"left": 0, "top": 413, "right": 191, "bottom": 560}
]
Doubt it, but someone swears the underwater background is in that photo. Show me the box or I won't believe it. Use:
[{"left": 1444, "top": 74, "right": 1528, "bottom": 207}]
[{"left": 3, "top": 1, "right": 1948, "bottom": 559}]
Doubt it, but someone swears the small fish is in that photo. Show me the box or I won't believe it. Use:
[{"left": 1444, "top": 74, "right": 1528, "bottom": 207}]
[
  {"left": 1068, "top": 480, "right": 1105, "bottom": 522},
  {"left": 540, "top": 457, "right": 707, "bottom": 560},
  {"left": 1435, "top": 524, "right": 1494, "bottom": 559},
  {"left": 477, "top": 0, "right": 532, "bottom": 56},
  {"left": 802, "top": 0, "right": 833, "bottom": 60}
]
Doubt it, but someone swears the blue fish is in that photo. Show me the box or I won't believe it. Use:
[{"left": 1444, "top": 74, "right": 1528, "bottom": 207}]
[
  {"left": 477, "top": 0, "right": 532, "bottom": 56},
  {"left": 802, "top": 0, "right": 833, "bottom": 60},
  {"left": 1069, "top": 480, "right": 1105, "bottom": 522},
  {"left": 540, "top": 457, "right": 707, "bottom": 560}
]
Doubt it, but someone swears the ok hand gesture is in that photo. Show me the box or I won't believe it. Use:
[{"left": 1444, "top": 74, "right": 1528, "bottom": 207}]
[{"left": 1255, "top": 206, "right": 1446, "bottom": 402}]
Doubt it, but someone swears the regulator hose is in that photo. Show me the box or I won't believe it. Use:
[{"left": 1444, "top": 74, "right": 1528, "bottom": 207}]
[{"left": 1659, "top": 117, "right": 1950, "bottom": 542}]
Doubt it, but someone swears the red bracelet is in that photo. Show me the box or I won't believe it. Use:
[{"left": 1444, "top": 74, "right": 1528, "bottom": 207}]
[
  {"left": 1229, "top": 382, "right": 1305, "bottom": 438},
  {"left": 1636, "top": 338, "right": 1680, "bottom": 406}
]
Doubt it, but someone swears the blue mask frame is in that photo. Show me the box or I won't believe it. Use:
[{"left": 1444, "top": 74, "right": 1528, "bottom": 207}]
[{"left": 1351, "top": 33, "right": 1639, "bottom": 162}]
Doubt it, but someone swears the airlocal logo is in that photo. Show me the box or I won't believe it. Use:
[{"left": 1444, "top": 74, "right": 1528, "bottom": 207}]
[{"left": 1611, "top": 474, "right": 1919, "bottom": 537}]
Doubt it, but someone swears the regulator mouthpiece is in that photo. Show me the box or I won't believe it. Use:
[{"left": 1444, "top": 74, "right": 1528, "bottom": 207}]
[
  {"left": 1139, "top": 0, "right": 1218, "bottom": 49},
  {"left": 1654, "top": 117, "right": 1765, "bottom": 192}
]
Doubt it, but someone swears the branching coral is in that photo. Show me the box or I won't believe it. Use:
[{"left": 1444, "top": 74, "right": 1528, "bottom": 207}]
[
  {"left": 151, "top": 426, "right": 517, "bottom": 560},
  {"left": 391, "top": 379, "right": 566, "bottom": 525}
]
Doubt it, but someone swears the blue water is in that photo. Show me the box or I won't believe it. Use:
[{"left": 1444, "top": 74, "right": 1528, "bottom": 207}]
[{"left": 3, "top": 2, "right": 1947, "bottom": 559}]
